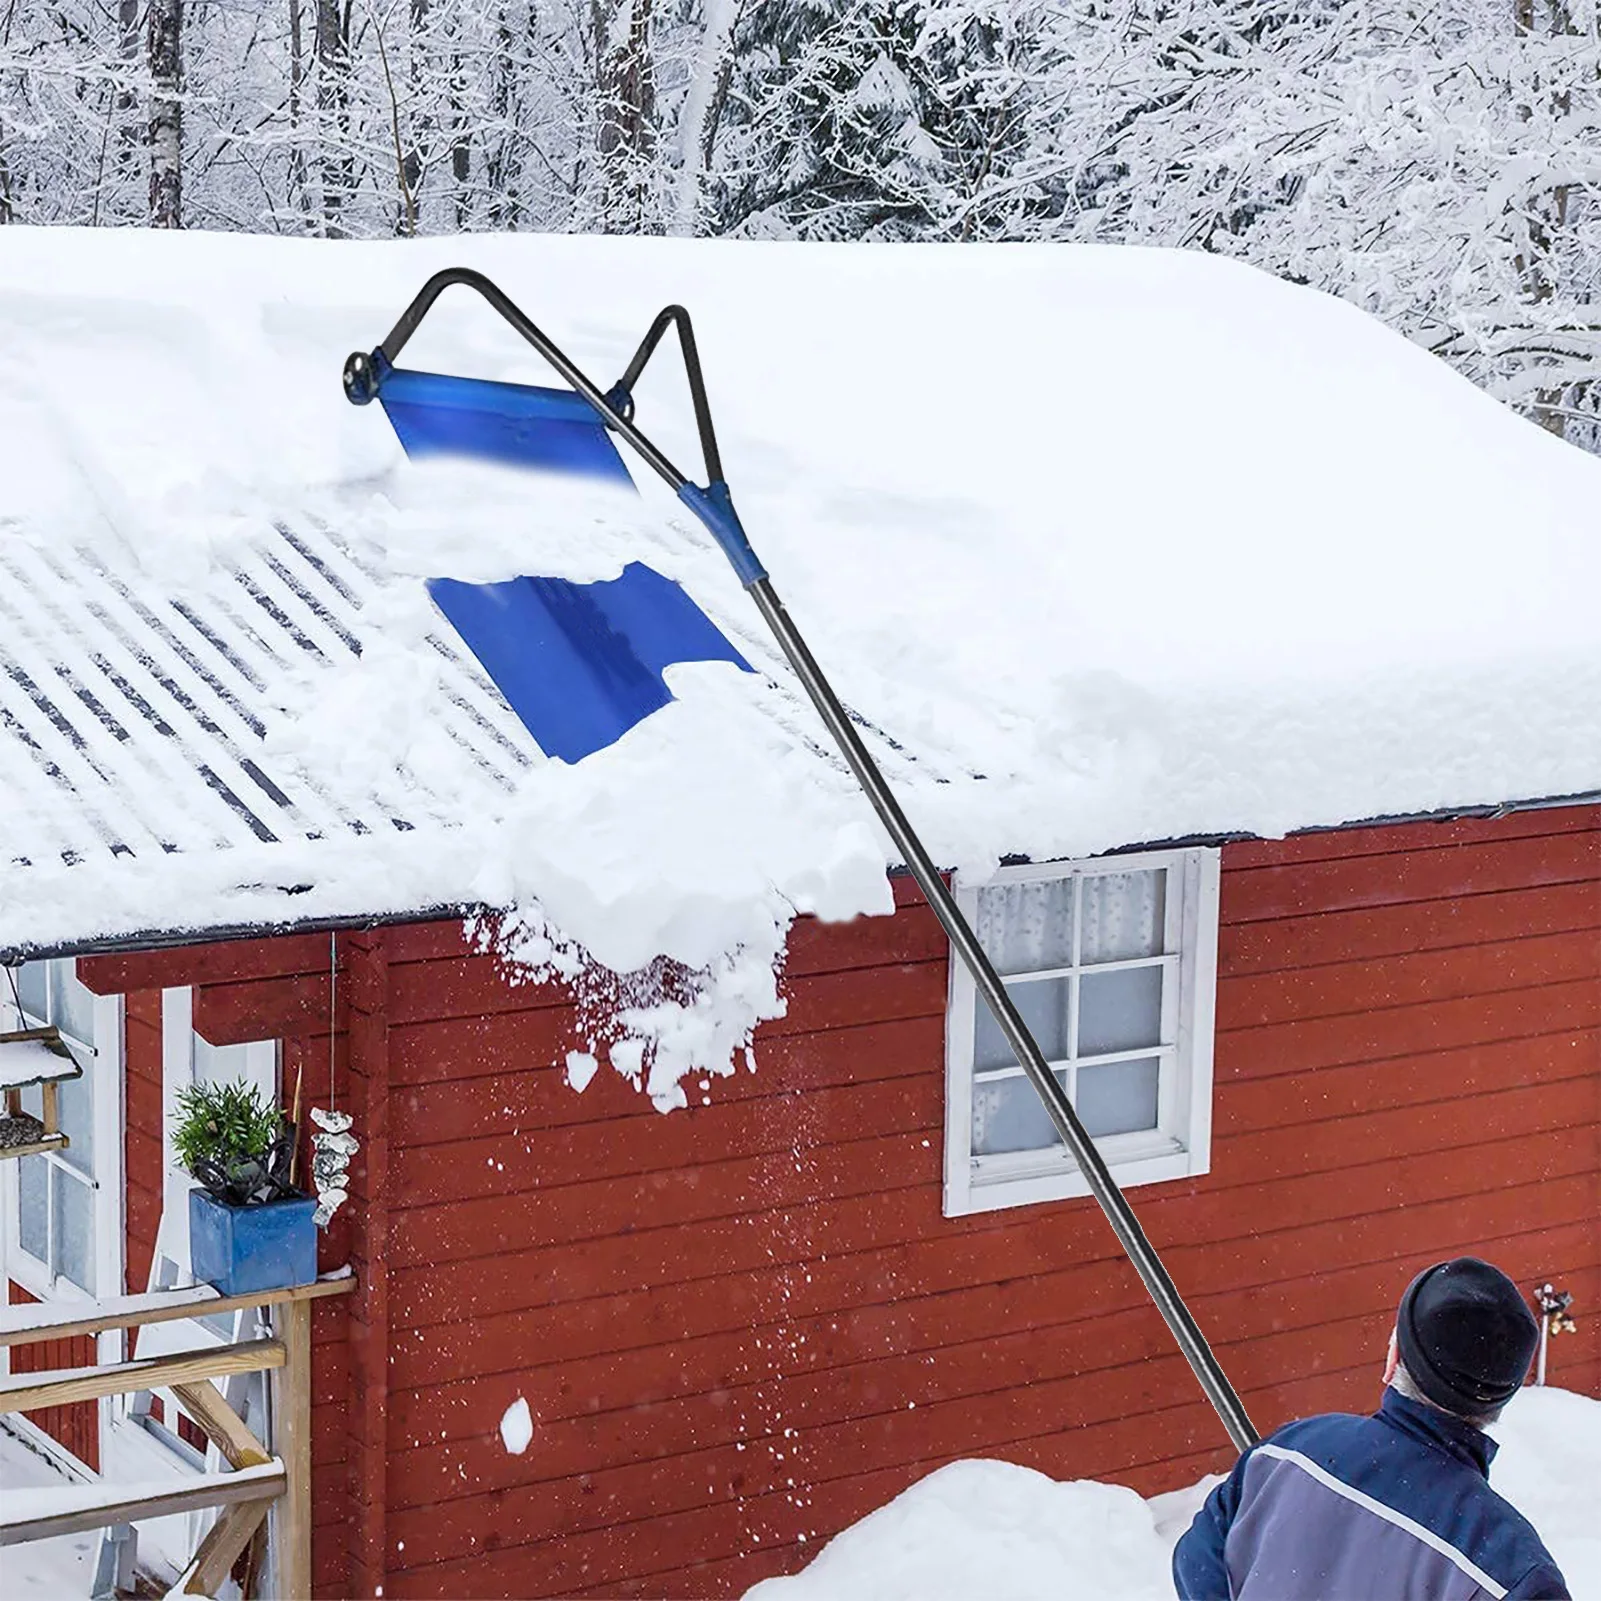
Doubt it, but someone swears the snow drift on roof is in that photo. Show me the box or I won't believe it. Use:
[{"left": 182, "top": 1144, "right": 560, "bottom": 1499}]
[{"left": 0, "top": 228, "right": 1597, "bottom": 1093}]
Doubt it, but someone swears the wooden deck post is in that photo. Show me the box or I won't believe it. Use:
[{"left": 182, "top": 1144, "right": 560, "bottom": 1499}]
[
  {"left": 274, "top": 1296, "right": 313, "bottom": 1600},
  {"left": 1, "top": 1275, "right": 351, "bottom": 1598}
]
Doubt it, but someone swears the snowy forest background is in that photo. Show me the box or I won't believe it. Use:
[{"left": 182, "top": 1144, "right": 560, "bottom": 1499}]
[{"left": 3, "top": 1, "right": 1597, "bottom": 450}]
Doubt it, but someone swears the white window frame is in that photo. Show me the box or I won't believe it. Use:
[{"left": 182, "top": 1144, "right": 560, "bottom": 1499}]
[
  {"left": 943, "top": 845, "right": 1220, "bottom": 1217},
  {"left": 1, "top": 957, "right": 126, "bottom": 1475},
  {"left": 1, "top": 960, "right": 125, "bottom": 1305},
  {"left": 101, "top": 987, "right": 281, "bottom": 1581},
  {"left": 155, "top": 987, "right": 279, "bottom": 1276}
]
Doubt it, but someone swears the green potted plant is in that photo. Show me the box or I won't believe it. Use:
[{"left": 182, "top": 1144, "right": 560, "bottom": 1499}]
[{"left": 175, "top": 1079, "right": 315, "bottom": 1296}]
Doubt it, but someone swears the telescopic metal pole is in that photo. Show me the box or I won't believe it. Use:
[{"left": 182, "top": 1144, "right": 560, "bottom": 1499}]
[
  {"left": 743, "top": 581, "right": 1258, "bottom": 1453},
  {"left": 345, "top": 273, "right": 1260, "bottom": 1454}
]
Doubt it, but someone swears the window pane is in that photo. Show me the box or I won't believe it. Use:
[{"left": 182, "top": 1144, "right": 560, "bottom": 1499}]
[
  {"left": 53, "top": 1166, "right": 95, "bottom": 1292},
  {"left": 1080, "top": 871, "right": 1165, "bottom": 964},
  {"left": 975, "top": 878, "right": 1074, "bottom": 974},
  {"left": 974, "top": 977, "right": 1069, "bottom": 1071},
  {"left": 18, "top": 1155, "right": 49, "bottom": 1261},
  {"left": 973, "top": 1068, "right": 1069, "bottom": 1156},
  {"left": 56, "top": 1061, "right": 95, "bottom": 1175},
  {"left": 53, "top": 961, "right": 98, "bottom": 1047},
  {"left": 194, "top": 1035, "right": 255, "bottom": 1087},
  {"left": 1079, "top": 965, "right": 1163, "bottom": 1056},
  {"left": 1077, "top": 1057, "right": 1160, "bottom": 1138},
  {"left": 15, "top": 960, "right": 49, "bottom": 1021}
]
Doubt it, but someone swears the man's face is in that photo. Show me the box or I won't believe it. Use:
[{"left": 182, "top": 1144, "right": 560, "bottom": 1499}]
[{"left": 1383, "top": 1328, "right": 1400, "bottom": 1386}]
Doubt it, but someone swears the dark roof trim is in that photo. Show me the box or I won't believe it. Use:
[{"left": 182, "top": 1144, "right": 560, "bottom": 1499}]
[
  {"left": 5, "top": 789, "right": 1597, "bottom": 968},
  {"left": 1, "top": 905, "right": 473, "bottom": 968},
  {"left": 1001, "top": 788, "right": 1601, "bottom": 868}
]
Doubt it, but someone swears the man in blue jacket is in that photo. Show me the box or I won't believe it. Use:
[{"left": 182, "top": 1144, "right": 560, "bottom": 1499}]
[{"left": 1173, "top": 1257, "right": 1568, "bottom": 1600}]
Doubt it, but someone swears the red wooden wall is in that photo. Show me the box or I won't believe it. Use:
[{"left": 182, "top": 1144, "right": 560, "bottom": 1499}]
[
  {"left": 80, "top": 802, "right": 1600, "bottom": 1600},
  {"left": 6, "top": 1282, "right": 99, "bottom": 1472}
]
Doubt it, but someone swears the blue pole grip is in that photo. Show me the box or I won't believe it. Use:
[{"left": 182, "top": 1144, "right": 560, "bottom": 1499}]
[{"left": 678, "top": 481, "right": 768, "bottom": 586}]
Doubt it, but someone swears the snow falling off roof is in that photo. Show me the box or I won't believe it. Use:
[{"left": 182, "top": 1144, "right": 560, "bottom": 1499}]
[{"left": 1, "top": 227, "right": 1598, "bottom": 968}]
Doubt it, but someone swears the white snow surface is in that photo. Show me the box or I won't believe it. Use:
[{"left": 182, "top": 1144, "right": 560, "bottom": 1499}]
[
  {"left": 0, "top": 1457, "right": 280, "bottom": 1521},
  {"left": 743, "top": 1385, "right": 1601, "bottom": 1600},
  {"left": 0, "top": 1035, "right": 82, "bottom": 1090},
  {"left": 3, "top": 1386, "right": 1595, "bottom": 1597},
  {"left": 0, "top": 1424, "right": 98, "bottom": 1598},
  {"left": 564, "top": 1050, "right": 600, "bottom": 1093},
  {"left": 1, "top": 228, "right": 1598, "bottom": 1101}
]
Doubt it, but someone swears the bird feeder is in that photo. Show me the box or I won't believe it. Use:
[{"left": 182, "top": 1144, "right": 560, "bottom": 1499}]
[{"left": 0, "top": 1026, "right": 82, "bottom": 1159}]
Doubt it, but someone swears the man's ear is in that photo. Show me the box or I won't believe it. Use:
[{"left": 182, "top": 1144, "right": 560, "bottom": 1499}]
[{"left": 1383, "top": 1328, "right": 1400, "bottom": 1385}]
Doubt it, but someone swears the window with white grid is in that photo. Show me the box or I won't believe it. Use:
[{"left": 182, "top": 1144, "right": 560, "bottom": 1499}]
[
  {"left": 4, "top": 959, "right": 105, "bottom": 1293},
  {"left": 943, "top": 846, "right": 1220, "bottom": 1216}
]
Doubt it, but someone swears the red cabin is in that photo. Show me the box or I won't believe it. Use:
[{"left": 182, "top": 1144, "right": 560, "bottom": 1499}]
[
  {"left": 1, "top": 802, "right": 1594, "bottom": 1597},
  {"left": 1, "top": 234, "right": 1598, "bottom": 1598}
]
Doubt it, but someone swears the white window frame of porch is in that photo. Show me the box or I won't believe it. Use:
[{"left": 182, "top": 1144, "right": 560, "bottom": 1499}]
[
  {"left": 100, "top": 986, "right": 280, "bottom": 1584},
  {"left": 0, "top": 958, "right": 126, "bottom": 1475},
  {"left": 154, "top": 987, "right": 279, "bottom": 1275}
]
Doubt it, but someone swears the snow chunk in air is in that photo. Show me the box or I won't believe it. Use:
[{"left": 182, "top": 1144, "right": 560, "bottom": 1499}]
[{"left": 499, "top": 1397, "right": 534, "bottom": 1456}]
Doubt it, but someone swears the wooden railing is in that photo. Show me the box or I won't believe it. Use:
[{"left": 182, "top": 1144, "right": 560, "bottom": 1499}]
[{"left": 0, "top": 1273, "right": 354, "bottom": 1598}]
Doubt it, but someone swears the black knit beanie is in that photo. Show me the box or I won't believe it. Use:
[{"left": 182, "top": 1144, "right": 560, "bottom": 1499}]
[{"left": 1396, "top": 1258, "right": 1539, "bottom": 1416}]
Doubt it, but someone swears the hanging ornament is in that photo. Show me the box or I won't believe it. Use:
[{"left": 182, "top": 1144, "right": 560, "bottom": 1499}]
[{"left": 310, "top": 1106, "right": 357, "bottom": 1227}]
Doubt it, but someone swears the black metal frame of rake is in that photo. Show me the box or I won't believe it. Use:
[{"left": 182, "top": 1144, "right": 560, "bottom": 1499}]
[{"left": 343, "top": 268, "right": 1260, "bottom": 1454}]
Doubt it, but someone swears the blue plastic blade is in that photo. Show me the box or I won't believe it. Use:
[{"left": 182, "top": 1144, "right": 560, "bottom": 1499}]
[
  {"left": 379, "top": 367, "right": 636, "bottom": 485},
  {"left": 373, "top": 364, "right": 752, "bottom": 762},
  {"left": 429, "top": 563, "right": 749, "bottom": 763}
]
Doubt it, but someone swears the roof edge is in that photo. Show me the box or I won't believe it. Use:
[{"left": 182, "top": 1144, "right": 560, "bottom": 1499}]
[{"left": 4, "top": 790, "right": 1597, "bottom": 967}]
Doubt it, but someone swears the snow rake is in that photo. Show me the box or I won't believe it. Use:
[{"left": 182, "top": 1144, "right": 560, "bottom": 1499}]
[{"left": 343, "top": 268, "right": 1260, "bottom": 1455}]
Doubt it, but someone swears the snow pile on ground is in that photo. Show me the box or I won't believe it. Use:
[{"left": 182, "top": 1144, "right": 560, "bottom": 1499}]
[
  {"left": 2, "top": 228, "right": 1598, "bottom": 1096},
  {"left": 745, "top": 1461, "right": 1208, "bottom": 1601},
  {"left": 0, "top": 1424, "right": 98, "bottom": 1597},
  {"left": 743, "top": 1386, "right": 1601, "bottom": 1600},
  {"left": 1486, "top": 1385, "right": 1601, "bottom": 1598}
]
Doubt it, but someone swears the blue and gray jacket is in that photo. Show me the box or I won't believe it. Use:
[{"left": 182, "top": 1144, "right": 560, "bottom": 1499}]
[{"left": 1172, "top": 1390, "right": 1568, "bottom": 1600}]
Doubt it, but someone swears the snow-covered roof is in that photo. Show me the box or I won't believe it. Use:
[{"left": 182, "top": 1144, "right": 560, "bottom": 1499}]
[
  {"left": 0, "top": 508, "right": 546, "bottom": 930},
  {"left": 0, "top": 515, "right": 534, "bottom": 861},
  {"left": 2, "top": 228, "right": 1598, "bottom": 972}
]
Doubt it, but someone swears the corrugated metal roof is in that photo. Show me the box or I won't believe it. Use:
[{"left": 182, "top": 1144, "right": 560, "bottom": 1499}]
[
  {"left": 0, "top": 518, "right": 538, "bottom": 868},
  {"left": 0, "top": 513, "right": 940, "bottom": 960}
]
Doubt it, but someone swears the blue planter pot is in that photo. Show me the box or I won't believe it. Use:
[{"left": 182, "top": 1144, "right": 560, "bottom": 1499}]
[{"left": 189, "top": 1189, "right": 317, "bottom": 1297}]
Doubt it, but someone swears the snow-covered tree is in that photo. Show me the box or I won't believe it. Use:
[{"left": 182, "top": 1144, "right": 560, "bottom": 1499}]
[
  {"left": 0, "top": 0, "right": 1594, "bottom": 448},
  {"left": 702, "top": 0, "right": 1047, "bottom": 240},
  {"left": 1017, "top": 1, "right": 1600, "bottom": 445},
  {"left": 146, "top": 0, "right": 181, "bottom": 225}
]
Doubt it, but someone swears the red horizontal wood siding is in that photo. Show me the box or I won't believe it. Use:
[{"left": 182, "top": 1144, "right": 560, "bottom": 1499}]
[
  {"left": 85, "top": 803, "right": 1600, "bottom": 1598},
  {"left": 5, "top": 1282, "right": 100, "bottom": 1472},
  {"left": 361, "top": 805, "right": 1600, "bottom": 1597}
]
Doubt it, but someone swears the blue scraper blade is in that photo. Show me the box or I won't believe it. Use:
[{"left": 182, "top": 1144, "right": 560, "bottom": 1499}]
[
  {"left": 378, "top": 366, "right": 638, "bottom": 485},
  {"left": 429, "top": 563, "right": 750, "bottom": 764},
  {"left": 375, "top": 365, "right": 750, "bottom": 762}
]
